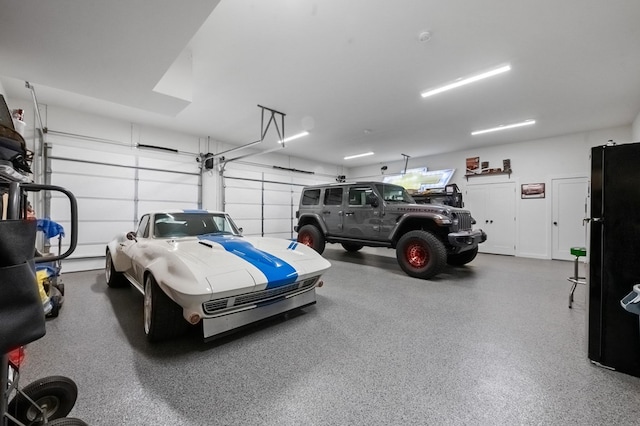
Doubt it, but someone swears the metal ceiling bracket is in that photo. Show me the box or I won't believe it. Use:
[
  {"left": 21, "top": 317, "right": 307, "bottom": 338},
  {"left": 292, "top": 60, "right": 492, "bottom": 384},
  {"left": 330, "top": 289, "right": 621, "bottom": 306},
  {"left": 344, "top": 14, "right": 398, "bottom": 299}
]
[
  {"left": 401, "top": 153, "right": 411, "bottom": 175},
  {"left": 258, "top": 104, "right": 286, "bottom": 147},
  {"left": 201, "top": 104, "right": 287, "bottom": 168}
]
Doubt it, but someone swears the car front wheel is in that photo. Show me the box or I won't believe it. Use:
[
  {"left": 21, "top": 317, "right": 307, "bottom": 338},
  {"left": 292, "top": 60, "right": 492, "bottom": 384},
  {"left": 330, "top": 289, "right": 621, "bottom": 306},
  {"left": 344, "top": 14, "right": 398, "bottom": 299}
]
[
  {"left": 105, "top": 250, "right": 127, "bottom": 288},
  {"left": 297, "top": 224, "right": 326, "bottom": 254},
  {"left": 396, "top": 230, "right": 447, "bottom": 279},
  {"left": 144, "top": 274, "right": 188, "bottom": 342}
]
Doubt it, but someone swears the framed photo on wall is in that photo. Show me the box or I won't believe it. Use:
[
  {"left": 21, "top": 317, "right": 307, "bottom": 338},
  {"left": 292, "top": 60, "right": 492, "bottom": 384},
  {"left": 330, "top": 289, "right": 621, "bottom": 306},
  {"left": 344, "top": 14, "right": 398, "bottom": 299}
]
[{"left": 521, "top": 183, "right": 545, "bottom": 199}]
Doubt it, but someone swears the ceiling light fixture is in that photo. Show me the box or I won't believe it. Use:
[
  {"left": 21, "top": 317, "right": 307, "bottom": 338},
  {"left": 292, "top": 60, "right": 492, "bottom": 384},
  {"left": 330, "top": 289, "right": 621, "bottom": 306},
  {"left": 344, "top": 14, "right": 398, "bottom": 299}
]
[
  {"left": 471, "top": 119, "right": 536, "bottom": 136},
  {"left": 421, "top": 64, "right": 511, "bottom": 98},
  {"left": 278, "top": 131, "right": 309, "bottom": 144},
  {"left": 344, "top": 152, "right": 374, "bottom": 160}
]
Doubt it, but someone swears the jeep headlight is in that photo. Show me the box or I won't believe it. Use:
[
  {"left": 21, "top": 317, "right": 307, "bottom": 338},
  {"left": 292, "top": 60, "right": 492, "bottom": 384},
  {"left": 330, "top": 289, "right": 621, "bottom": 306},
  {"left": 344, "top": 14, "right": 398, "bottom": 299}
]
[{"left": 433, "top": 214, "right": 452, "bottom": 225}]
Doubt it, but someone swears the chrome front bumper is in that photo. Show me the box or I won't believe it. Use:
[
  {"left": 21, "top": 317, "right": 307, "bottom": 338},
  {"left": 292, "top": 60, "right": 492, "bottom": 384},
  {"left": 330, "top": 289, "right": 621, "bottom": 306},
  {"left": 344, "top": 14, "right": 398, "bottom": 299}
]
[{"left": 202, "top": 287, "right": 316, "bottom": 341}]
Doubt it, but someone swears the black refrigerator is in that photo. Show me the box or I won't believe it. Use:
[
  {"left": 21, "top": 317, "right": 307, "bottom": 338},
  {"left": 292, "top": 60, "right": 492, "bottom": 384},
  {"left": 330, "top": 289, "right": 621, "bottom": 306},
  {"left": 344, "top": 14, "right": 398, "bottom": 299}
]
[{"left": 589, "top": 142, "right": 640, "bottom": 377}]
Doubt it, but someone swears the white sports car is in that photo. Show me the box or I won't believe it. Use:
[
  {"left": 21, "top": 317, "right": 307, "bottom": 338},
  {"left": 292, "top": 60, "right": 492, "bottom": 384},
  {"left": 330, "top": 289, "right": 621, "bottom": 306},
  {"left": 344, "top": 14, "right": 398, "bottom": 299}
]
[{"left": 105, "top": 210, "right": 331, "bottom": 341}]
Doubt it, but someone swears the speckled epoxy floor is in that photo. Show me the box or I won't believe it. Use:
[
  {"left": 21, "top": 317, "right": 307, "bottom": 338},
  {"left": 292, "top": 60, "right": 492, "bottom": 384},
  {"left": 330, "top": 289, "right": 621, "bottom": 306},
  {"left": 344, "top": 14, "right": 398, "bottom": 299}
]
[{"left": 17, "top": 248, "right": 640, "bottom": 425}]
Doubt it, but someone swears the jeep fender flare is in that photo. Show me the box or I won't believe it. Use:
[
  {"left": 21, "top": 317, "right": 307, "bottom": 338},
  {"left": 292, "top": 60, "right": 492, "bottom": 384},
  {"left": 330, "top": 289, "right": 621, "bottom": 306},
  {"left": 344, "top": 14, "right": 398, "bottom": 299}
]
[
  {"left": 296, "top": 213, "right": 328, "bottom": 234},
  {"left": 389, "top": 212, "right": 448, "bottom": 242}
]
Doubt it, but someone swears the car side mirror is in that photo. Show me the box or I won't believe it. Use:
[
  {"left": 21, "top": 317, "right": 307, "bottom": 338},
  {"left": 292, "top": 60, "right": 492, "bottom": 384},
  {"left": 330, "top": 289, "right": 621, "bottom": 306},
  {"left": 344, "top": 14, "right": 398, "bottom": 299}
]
[
  {"left": 366, "top": 194, "right": 379, "bottom": 207},
  {"left": 238, "top": 227, "right": 243, "bottom": 235},
  {"left": 126, "top": 231, "right": 138, "bottom": 242}
]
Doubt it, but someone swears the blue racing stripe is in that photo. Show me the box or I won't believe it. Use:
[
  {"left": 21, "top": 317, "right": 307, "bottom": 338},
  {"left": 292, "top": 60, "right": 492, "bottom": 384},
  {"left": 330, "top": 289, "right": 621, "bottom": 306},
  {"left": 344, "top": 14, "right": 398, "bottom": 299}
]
[
  {"left": 288, "top": 241, "right": 298, "bottom": 250},
  {"left": 198, "top": 235, "right": 298, "bottom": 289}
]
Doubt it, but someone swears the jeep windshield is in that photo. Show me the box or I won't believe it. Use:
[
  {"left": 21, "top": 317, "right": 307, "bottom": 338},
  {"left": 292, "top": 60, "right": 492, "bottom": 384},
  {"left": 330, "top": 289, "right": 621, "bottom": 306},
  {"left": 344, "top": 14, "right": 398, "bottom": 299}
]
[{"left": 374, "top": 183, "right": 415, "bottom": 203}]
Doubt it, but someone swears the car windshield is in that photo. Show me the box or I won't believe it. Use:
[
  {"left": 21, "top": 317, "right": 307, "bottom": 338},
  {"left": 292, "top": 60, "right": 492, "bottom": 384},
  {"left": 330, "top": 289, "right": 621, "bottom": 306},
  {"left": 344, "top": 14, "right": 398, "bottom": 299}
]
[
  {"left": 374, "top": 183, "right": 415, "bottom": 203},
  {"left": 153, "top": 212, "right": 240, "bottom": 238}
]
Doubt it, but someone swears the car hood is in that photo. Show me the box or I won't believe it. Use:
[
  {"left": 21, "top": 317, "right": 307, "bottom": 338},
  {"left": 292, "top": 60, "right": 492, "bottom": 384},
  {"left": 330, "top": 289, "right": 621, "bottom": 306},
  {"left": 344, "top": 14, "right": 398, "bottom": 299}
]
[{"left": 166, "top": 234, "right": 330, "bottom": 295}]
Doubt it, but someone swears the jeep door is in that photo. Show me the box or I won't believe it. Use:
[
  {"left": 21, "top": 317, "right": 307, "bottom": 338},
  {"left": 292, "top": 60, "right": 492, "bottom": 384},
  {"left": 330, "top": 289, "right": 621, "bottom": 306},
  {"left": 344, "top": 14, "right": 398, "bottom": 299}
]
[
  {"left": 343, "top": 184, "right": 384, "bottom": 240},
  {"left": 322, "top": 186, "right": 345, "bottom": 235}
]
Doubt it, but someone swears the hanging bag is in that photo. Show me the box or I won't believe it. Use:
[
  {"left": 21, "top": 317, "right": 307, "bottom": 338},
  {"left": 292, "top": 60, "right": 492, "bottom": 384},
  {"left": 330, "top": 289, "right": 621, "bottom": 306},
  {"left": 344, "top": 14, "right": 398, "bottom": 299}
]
[{"left": 0, "top": 219, "right": 45, "bottom": 353}]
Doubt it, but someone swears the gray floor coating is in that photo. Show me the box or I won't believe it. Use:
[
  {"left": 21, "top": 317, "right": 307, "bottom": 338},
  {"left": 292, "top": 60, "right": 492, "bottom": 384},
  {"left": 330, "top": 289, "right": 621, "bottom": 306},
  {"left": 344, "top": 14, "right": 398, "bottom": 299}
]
[{"left": 16, "top": 247, "right": 640, "bottom": 425}]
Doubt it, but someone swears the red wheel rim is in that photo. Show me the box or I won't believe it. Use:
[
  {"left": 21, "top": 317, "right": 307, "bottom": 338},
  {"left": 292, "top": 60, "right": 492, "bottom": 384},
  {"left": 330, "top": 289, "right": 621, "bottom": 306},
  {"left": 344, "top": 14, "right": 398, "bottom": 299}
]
[
  {"left": 405, "top": 242, "right": 428, "bottom": 268},
  {"left": 299, "top": 233, "right": 313, "bottom": 247}
]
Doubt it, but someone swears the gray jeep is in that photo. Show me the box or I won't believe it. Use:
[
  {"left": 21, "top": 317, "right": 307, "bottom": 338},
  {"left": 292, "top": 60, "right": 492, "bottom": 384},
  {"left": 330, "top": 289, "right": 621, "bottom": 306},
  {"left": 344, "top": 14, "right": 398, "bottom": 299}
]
[{"left": 294, "top": 181, "right": 487, "bottom": 279}]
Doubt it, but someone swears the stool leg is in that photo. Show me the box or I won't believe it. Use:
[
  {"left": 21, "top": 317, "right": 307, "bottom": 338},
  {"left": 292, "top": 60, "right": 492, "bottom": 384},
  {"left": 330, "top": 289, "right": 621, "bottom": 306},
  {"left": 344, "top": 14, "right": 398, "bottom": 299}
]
[{"left": 569, "top": 256, "right": 579, "bottom": 309}]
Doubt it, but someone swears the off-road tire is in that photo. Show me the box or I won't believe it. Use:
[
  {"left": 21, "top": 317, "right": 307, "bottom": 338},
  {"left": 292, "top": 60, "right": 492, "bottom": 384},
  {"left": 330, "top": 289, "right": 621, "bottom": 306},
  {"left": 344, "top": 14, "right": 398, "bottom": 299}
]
[
  {"left": 7, "top": 376, "right": 77, "bottom": 425},
  {"left": 341, "top": 243, "right": 363, "bottom": 252},
  {"left": 396, "top": 230, "right": 447, "bottom": 279},
  {"left": 297, "top": 224, "right": 326, "bottom": 254},
  {"left": 105, "top": 250, "right": 128, "bottom": 288},
  {"left": 144, "top": 274, "right": 189, "bottom": 342},
  {"left": 447, "top": 247, "right": 479, "bottom": 266}
]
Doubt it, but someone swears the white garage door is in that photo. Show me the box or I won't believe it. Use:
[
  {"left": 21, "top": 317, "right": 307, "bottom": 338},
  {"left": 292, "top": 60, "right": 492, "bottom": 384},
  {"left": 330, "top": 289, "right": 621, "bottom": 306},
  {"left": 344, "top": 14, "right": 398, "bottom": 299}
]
[
  {"left": 45, "top": 140, "right": 200, "bottom": 271},
  {"left": 222, "top": 162, "right": 325, "bottom": 239}
]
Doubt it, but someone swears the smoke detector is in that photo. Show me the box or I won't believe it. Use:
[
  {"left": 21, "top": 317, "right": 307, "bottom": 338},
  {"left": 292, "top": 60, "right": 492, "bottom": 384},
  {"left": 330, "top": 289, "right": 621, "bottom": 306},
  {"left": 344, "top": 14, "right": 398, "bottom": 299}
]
[{"left": 419, "top": 31, "right": 432, "bottom": 42}]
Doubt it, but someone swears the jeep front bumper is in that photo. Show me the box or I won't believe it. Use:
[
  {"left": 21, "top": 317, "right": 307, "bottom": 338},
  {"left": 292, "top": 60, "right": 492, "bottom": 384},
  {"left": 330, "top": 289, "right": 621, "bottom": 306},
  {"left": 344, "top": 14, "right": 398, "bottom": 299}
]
[{"left": 448, "top": 229, "right": 487, "bottom": 251}]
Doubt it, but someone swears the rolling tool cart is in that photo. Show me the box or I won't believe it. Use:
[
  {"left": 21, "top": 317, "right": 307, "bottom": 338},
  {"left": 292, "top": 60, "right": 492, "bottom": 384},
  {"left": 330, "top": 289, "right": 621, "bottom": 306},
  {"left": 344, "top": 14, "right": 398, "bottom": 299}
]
[{"left": 1, "top": 96, "right": 86, "bottom": 425}]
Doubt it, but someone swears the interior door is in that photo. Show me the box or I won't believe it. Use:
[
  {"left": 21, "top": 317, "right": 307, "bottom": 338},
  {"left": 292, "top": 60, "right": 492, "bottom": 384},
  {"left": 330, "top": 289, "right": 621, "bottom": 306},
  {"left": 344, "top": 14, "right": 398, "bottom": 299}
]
[
  {"left": 465, "top": 183, "right": 516, "bottom": 255},
  {"left": 552, "top": 177, "right": 588, "bottom": 260}
]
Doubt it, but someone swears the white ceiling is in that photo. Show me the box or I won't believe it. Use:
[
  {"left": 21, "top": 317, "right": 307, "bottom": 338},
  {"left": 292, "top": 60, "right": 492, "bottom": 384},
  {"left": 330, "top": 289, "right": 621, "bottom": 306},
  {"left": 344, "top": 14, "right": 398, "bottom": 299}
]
[{"left": 1, "top": 0, "right": 639, "bottom": 167}]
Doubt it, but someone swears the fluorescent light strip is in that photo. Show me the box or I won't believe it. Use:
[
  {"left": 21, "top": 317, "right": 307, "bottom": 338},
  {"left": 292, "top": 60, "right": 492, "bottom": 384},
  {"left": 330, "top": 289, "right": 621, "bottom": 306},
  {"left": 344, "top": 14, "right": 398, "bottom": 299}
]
[
  {"left": 344, "top": 152, "right": 374, "bottom": 160},
  {"left": 421, "top": 64, "right": 511, "bottom": 98},
  {"left": 471, "top": 119, "right": 535, "bottom": 136},
  {"left": 278, "top": 131, "right": 309, "bottom": 144}
]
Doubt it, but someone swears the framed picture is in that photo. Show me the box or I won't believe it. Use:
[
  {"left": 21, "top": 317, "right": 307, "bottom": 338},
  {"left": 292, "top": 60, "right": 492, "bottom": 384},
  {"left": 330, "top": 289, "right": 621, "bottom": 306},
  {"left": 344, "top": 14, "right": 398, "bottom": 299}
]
[
  {"left": 466, "top": 157, "right": 480, "bottom": 174},
  {"left": 521, "top": 183, "right": 545, "bottom": 199}
]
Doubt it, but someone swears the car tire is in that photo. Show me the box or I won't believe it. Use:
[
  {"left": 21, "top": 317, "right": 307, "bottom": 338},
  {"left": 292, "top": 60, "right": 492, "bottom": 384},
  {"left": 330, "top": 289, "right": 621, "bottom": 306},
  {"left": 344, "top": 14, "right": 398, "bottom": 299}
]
[
  {"left": 447, "top": 247, "right": 479, "bottom": 266},
  {"left": 144, "top": 274, "right": 188, "bottom": 342},
  {"left": 7, "top": 376, "right": 78, "bottom": 426},
  {"left": 341, "top": 243, "right": 363, "bottom": 252},
  {"left": 105, "top": 250, "right": 128, "bottom": 288},
  {"left": 297, "top": 224, "right": 326, "bottom": 254},
  {"left": 396, "top": 230, "right": 447, "bottom": 279}
]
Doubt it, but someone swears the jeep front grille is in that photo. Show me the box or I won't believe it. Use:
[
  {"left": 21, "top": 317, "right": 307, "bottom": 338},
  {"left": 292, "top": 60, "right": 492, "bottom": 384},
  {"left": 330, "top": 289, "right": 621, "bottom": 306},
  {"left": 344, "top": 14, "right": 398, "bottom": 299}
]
[
  {"left": 457, "top": 212, "right": 472, "bottom": 230},
  {"left": 202, "top": 276, "right": 319, "bottom": 315}
]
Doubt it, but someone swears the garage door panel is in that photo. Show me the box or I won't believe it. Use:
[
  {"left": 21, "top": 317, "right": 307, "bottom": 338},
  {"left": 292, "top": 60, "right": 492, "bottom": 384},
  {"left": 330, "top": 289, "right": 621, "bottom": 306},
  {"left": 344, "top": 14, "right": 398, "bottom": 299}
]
[
  {"left": 52, "top": 220, "right": 134, "bottom": 246},
  {"left": 138, "top": 169, "right": 199, "bottom": 184},
  {"left": 224, "top": 188, "right": 261, "bottom": 204},
  {"left": 224, "top": 204, "right": 260, "bottom": 220},
  {"left": 223, "top": 167, "right": 264, "bottom": 181},
  {"left": 50, "top": 159, "right": 135, "bottom": 179},
  {"left": 225, "top": 178, "right": 262, "bottom": 190},
  {"left": 233, "top": 219, "right": 261, "bottom": 236},
  {"left": 50, "top": 174, "right": 135, "bottom": 199},
  {"left": 264, "top": 218, "right": 293, "bottom": 234},
  {"left": 52, "top": 144, "right": 136, "bottom": 167},
  {"left": 138, "top": 181, "right": 198, "bottom": 202},
  {"left": 263, "top": 204, "right": 292, "bottom": 219},
  {"left": 138, "top": 201, "right": 199, "bottom": 215},
  {"left": 264, "top": 190, "right": 293, "bottom": 205},
  {"left": 54, "top": 243, "right": 109, "bottom": 259},
  {"left": 50, "top": 197, "right": 134, "bottom": 222},
  {"left": 137, "top": 157, "right": 197, "bottom": 174}
]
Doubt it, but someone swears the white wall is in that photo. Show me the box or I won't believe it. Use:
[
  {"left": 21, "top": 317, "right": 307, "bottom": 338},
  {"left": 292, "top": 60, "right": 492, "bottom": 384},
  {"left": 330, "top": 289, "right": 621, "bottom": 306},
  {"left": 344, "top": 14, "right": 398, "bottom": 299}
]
[
  {"left": 349, "top": 125, "right": 632, "bottom": 259},
  {"left": 633, "top": 111, "right": 640, "bottom": 141}
]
